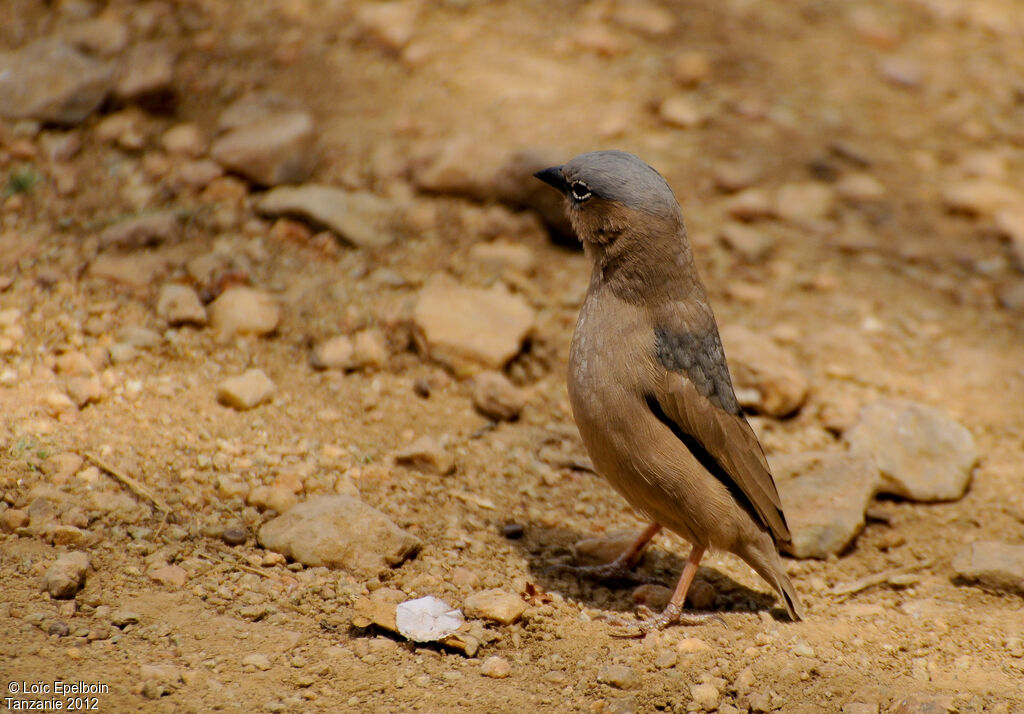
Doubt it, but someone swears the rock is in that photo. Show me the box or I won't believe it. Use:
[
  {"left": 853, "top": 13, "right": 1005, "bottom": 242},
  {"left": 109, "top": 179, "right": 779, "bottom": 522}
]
[
  {"left": 690, "top": 682, "right": 721, "bottom": 711},
  {"left": 42, "top": 452, "right": 84, "bottom": 483},
  {"left": 632, "top": 583, "right": 672, "bottom": 611},
  {"left": 139, "top": 664, "right": 182, "bottom": 698},
  {"left": 393, "top": 435, "right": 454, "bottom": 474},
  {"left": 671, "top": 51, "right": 712, "bottom": 86},
  {"left": 469, "top": 241, "right": 536, "bottom": 274},
  {"left": 211, "top": 110, "right": 317, "bottom": 186},
  {"left": 208, "top": 287, "right": 280, "bottom": 337},
  {"left": 395, "top": 596, "right": 464, "bottom": 641},
  {"left": 43, "top": 551, "right": 90, "bottom": 598},
  {"left": 725, "top": 188, "right": 776, "bottom": 220},
  {"left": 99, "top": 212, "right": 181, "bottom": 249},
  {"left": 842, "top": 704, "right": 880, "bottom": 714},
  {"left": 658, "top": 95, "right": 704, "bottom": 129},
  {"left": 247, "top": 485, "right": 298, "bottom": 514},
  {"left": 612, "top": 1, "right": 676, "bottom": 36},
  {"left": 720, "top": 325, "right": 809, "bottom": 417},
  {"left": 257, "top": 185, "right": 402, "bottom": 248},
  {"left": 258, "top": 495, "right": 421, "bottom": 577},
  {"left": 941, "top": 179, "right": 1024, "bottom": 217},
  {"left": 66, "top": 16, "right": 129, "bottom": 56},
  {"left": 845, "top": 399, "right": 977, "bottom": 501},
  {"left": 114, "top": 42, "right": 176, "bottom": 103},
  {"left": 878, "top": 55, "right": 924, "bottom": 88},
  {"left": 472, "top": 371, "right": 526, "bottom": 421},
  {"left": 161, "top": 122, "right": 206, "bottom": 157},
  {"left": 1, "top": 508, "right": 29, "bottom": 532},
  {"left": 597, "top": 664, "right": 639, "bottom": 690},
  {"left": 222, "top": 526, "right": 247, "bottom": 545},
  {"left": 0, "top": 38, "right": 115, "bottom": 125},
  {"left": 480, "top": 656, "right": 511, "bottom": 678},
  {"left": 712, "top": 160, "right": 762, "bottom": 193},
  {"left": 952, "top": 541, "right": 1024, "bottom": 595},
  {"left": 994, "top": 207, "right": 1024, "bottom": 270},
  {"left": 355, "top": 0, "right": 421, "bottom": 52},
  {"left": 217, "top": 369, "right": 275, "bottom": 410},
  {"left": 242, "top": 653, "right": 272, "bottom": 671},
  {"left": 463, "top": 589, "right": 528, "bottom": 625},
  {"left": 352, "top": 330, "right": 388, "bottom": 369},
  {"left": 719, "top": 222, "right": 775, "bottom": 262},
  {"left": 775, "top": 182, "right": 836, "bottom": 223},
  {"left": 575, "top": 532, "right": 636, "bottom": 564},
  {"left": 773, "top": 451, "right": 880, "bottom": 558},
  {"left": 88, "top": 253, "right": 170, "bottom": 287},
  {"left": 677, "top": 637, "right": 711, "bottom": 653},
  {"left": 836, "top": 172, "right": 886, "bottom": 202},
  {"left": 149, "top": 564, "right": 187, "bottom": 588},
  {"left": 311, "top": 335, "right": 355, "bottom": 370},
  {"left": 414, "top": 276, "right": 535, "bottom": 373},
  {"left": 156, "top": 284, "right": 207, "bottom": 326},
  {"left": 42, "top": 390, "right": 77, "bottom": 417},
  {"left": 894, "top": 694, "right": 954, "bottom": 714}
]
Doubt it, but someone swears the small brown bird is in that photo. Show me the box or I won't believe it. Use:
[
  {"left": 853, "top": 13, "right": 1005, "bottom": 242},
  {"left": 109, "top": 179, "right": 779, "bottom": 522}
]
[{"left": 535, "top": 151, "right": 803, "bottom": 631}]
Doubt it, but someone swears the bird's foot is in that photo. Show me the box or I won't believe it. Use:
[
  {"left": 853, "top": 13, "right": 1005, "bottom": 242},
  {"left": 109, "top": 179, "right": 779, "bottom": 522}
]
[
  {"left": 546, "top": 560, "right": 662, "bottom": 586},
  {"left": 604, "top": 604, "right": 725, "bottom": 638}
]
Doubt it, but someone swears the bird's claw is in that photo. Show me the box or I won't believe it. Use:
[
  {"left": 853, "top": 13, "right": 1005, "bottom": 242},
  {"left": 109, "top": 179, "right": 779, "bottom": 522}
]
[{"left": 601, "top": 604, "right": 725, "bottom": 637}]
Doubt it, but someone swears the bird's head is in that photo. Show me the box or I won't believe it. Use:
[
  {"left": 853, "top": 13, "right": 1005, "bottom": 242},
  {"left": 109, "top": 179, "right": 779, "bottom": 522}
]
[{"left": 533, "top": 150, "right": 683, "bottom": 251}]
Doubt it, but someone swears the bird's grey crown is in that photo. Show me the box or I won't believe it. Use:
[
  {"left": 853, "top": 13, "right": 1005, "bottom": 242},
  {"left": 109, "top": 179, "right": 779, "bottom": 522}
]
[{"left": 562, "top": 150, "right": 679, "bottom": 217}]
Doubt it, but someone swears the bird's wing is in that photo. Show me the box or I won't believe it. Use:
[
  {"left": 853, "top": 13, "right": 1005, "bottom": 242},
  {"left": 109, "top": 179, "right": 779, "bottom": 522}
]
[{"left": 645, "top": 309, "right": 791, "bottom": 543}]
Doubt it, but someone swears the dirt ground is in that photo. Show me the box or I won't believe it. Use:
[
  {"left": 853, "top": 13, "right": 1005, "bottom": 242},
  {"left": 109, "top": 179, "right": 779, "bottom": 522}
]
[{"left": 2, "top": 0, "right": 1024, "bottom": 712}]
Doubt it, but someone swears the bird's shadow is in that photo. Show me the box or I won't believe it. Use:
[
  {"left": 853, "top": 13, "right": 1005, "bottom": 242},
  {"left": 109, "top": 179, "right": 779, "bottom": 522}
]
[{"left": 510, "top": 520, "right": 789, "bottom": 621}]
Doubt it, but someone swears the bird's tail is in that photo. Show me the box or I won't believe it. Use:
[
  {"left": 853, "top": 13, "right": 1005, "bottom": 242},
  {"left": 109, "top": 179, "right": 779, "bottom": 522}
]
[{"left": 738, "top": 536, "right": 805, "bottom": 621}]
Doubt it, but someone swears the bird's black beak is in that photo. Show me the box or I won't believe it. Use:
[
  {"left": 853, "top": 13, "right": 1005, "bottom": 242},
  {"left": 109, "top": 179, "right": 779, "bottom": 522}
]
[{"left": 533, "top": 165, "right": 569, "bottom": 194}]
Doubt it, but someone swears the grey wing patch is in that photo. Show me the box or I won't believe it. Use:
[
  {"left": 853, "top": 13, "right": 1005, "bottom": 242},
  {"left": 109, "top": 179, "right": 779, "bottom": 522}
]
[{"left": 654, "top": 325, "right": 742, "bottom": 415}]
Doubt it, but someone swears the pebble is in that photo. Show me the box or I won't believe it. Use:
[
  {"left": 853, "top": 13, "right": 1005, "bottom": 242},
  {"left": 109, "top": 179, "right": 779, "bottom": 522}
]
[
  {"left": 836, "top": 172, "right": 886, "bottom": 202},
  {"left": 222, "top": 526, "right": 247, "bottom": 545},
  {"left": 842, "top": 704, "right": 880, "bottom": 714},
  {"left": 775, "top": 182, "right": 836, "bottom": 223},
  {"left": 574, "top": 532, "right": 635, "bottom": 564},
  {"left": 355, "top": 0, "right": 421, "bottom": 52},
  {"left": 472, "top": 371, "right": 526, "bottom": 421},
  {"left": 845, "top": 399, "right": 977, "bottom": 501},
  {"left": 65, "top": 16, "right": 129, "bottom": 56},
  {"left": 632, "top": 583, "right": 672, "bottom": 611},
  {"left": 719, "top": 222, "right": 775, "bottom": 263},
  {"left": 677, "top": 637, "right": 710, "bottom": 653},
  {"left": 719, "top": 325, "right": 809, "bottom": 417},
  {"left": 99, "top": 212, "right": 181, "bottom": 249},
  {"left": 149, "top": 564, "right": 188, "bottom": 588},
  {"left": 1, "top": 508, "right": 29, "bottom": 532},
  {"left": 313, "top": 330, "right": 387, "bottom": 370},
  {"left": 42, "top": 452, "right": 84, "bottom": 483},
  {"left": 658, "top": 95, "right": 704, "bottom": 129},
  {"left": 161, "top": 122, "right": 206, "bottom": 157},
  {"left": 469, "top": 241, "right": 537, "bottom": 274},
  {"left": 597, "top": 664, "right": 639, "bottom": 690},
  {"left": 393, "top": 435, "right": 454, "bottom": 474},
  {"left": 792, "top": 642, "right": 815, "bottom": 657},
  {"left": 217, "top": 368, "right": 276, "bottom": 410},
  {"left": 138, "top": 664, "right": 182, "bottom": 698},
  {"left": 114, "top": 41, "right": 175, "bottom": 102},
  {"left": 941, "top": 179, "right": 1023, "bottom": 217},
  {"left": 0, "top": 38, "right": 115, "bottom": 125},
  {"left": 724, "top": 188, "right": 776, "bottom": 221},
  {"left": 690, "top": 682, "right": 721, "bottom": 710},
  {"left": 612, "top": 1, "right": 676, "bottom": 36},
  {"left": 414, "top": 276, "right": 535, "bottom": 373},
  {"left": 258, "top": 495, "right": 421, "bottom": 578},
  {"left": 42, "top": 390, "right": 77, "bottom": 417},
  {"left": 671, "top": 51, "right": 712, "bottom": 86},
  {"left": 894, "top": 694, "right": 954, "bottom": 714},
  {"left": 480, "top": 655, "right": 511, "bottom": 678},
  {"left": 463, "top": 589, "right": 528, "bottom": 625},
  {"left": 156, "top": 284, "right": 207, "bottom": 326},
  {"left": 43, "top": 551, "right": 90, "bottom": 598},
  {"left": 257, "top": 184, "right": 402, "bottom": 248},
  {"left": 208, "top": 287, "right": 280, "bottom": 337},
  {"left": 88, "top": 252, "right": 170, "bottom": 288},
  {"left": 713, "top": 160, "right": 762, "bottom": 193},
  {"left": 242, "top": 653, "right": 273, "bottom": 671},
  {"left": 772, "top": 451, "right": 879, "bottom": 558},
  {"left": 64, "top": 375, "right": 105, "bottom": 407},
  {"left": 952, "top": 541, "right": 1024, "bottom": 595},
  {"left": 211, "top": 110, "right": 317, "bottom": 186},
  {"left": 994, "top": 207, "right": 1024, "bottom": 270},
  {"left": 247, "top": 485, "right": 298, "bottom": 514}
]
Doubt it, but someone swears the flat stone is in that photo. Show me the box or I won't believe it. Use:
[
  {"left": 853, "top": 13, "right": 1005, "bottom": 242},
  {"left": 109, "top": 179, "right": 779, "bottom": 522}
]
[
  {"left": 690, "top": 682, "right": 721, "bottom": 711},
  {"left": 161, "top": 122, "right": 206, "bottom": 157},
  {"left": 258, "top": 495, "right": 421, "bottom": 578},
  {"left": 43, "top": 551, "right": 90, "bottom": 598},
  {"left": 894, "top": 694, "right": 955, "bottom": 714},
  {"left": 149, "top": 564, "right": 188, "bottom": 588},
  {"left": 311, "top": 335, "right": 355, "bottom": 370},
  {"left": 211, "top": 110, "right": 317, "bottom": 186},
  {"left": 99, "top": 212, "right": 181, "bottom": 249},
  {"left": 575, "top": 531, "right": 636, "bottom": 565},
  {"left": 257, "top": 184, "right": 401, "bottom": 248},
  {"left": 156, "top": 284, "right": 207, "bottom": 326},
  {"left": 392, "top": 435, "right": 454, "bottom": 475},
  {"left": 88, "top": 252, "right": 170, "bottom": 287},
  {"left": 719, "top": 222, "right": 775, "bottom": 262},
  {"left": 612, "top": 1, "right": 676, "bottom": 36},
  {"left": 775, "top": 182, "right": 836, "bottom": 223},
  {"left": 472, "top": 371, "right": 526, "bottom": 421},
  {"left": 994, "top": 207, "right": 1024, "bottom": 270},
  {"left": 941, "top": 179, "right": 1024, "bottom": 217},
  {"left": 208, "top": 287, "right": 280, "bottom": 337},
  {"left": 845, "top": 399, "right": 977, "bottom": 501},
  {"left": 720, "top": 325, "right": 809, "bottom": 417},
  {"left": 114, "top": 41, "right": 175, "bottom": 102},
  {"left": 65, "top": 16, "right": 129, "bottom": 56},
  {"left": 469, "top": 241, "right": 536, "bottom": 274},
  {"left": 597, "top": 664, "right": 639, "bottom": 690},
  {"left": 247, "top": 485, "right": 298, "bottom": 514},
  {"left": 772, "top": 451, "right": 879, "bottom": 558},
  {"left": 952, "top": 541, "right": 1024, "bottom": 595},
  {"left": 217, "top": 369, "right": 275, "bottom": 410},
  {"left": 0, "top": 38, "right": 115, "bottom": 125},
  {"left": 480, "top": 655, "right": 511, "bottom": 678},
  {"left": 462, "top": 589, "right": 527, "bottom": 625},
  {"left": 42, "top": 452, "right": 84, "bottom": 483},
  {"left": 414, "top": 275, "right": 534, "bottom": 373},
  {"left": 1, "top": 508, "right": 29, "bottom": 532},
  {"left": 355, "top": 0, "right": 421, "bottom": 52},
  {"left": 632, "top": 583, "right": 672, "bottom": 611},
  {"left": 658, "top": 94, "right": 704, "bottom": 128},
  {"left": 242, "top": 653, "right": 272, "bottom": 671},
  {"left": 672, "top": 51, "right": 712, "bottom": 86}
]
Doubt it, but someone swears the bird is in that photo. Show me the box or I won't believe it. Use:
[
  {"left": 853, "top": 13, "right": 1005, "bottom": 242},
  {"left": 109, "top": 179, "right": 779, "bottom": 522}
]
[{"left": 534, "top": 150, "right": 804, "bottom": 631}]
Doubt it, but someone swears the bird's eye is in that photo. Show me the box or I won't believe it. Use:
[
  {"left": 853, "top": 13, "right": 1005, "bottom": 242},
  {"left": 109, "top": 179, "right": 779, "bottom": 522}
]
[{"left": 570, "top": 181, "right": 592, "bottom": 202}]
